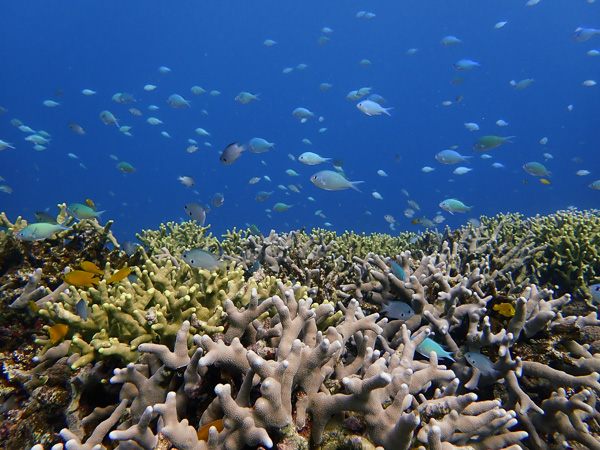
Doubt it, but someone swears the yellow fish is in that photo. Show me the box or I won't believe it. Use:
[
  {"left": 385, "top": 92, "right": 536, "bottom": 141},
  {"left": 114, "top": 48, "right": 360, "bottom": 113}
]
[
  {"left": 106, "top": 267, "right": 132, "bottom": 284},
  {"left": 85, "top": 198, "right": 97, "bottom": 210},
  {"left": 197, "top": 419, "right": 224, "bottom": 441},
  {"left": 80, "top": 261, "right": 103, "bottom": 275},
  {"left": 540, "top": 178, "right": 551, "bottom": 185},
  {"left": 48, "top": 323, "right": 69, "bottom": 344},
  {"left": 493, "top": 303, "right": 515, "bottom": 318},
  {"left": 64, "top": 270, "right": 100, "bottom": 288}
]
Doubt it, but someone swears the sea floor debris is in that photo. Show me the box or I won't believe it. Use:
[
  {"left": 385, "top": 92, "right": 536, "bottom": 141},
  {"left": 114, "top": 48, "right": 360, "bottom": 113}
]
[{"left": 0, "top": 209, "right": 599, "bottom": 449}]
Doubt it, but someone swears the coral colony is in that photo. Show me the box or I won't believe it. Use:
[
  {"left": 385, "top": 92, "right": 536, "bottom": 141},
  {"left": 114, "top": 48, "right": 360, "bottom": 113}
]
[{"left": 1, "top": 206, "right": 600, "bottom": 449}]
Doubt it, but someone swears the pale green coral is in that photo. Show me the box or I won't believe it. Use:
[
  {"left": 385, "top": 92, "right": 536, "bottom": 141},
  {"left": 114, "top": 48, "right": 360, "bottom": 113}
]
[{"left": 35, "top": 250, "right": 285, "bottom": 368}]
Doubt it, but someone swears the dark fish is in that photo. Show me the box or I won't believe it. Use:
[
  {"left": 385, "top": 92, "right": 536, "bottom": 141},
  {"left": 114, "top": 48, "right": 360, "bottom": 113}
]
[
  {"left": 184, "top": 202, "right": 207, "bottom": 226},
  {"left": 68, "top": 122, "right": 86, "bottom": 135},
  {"left": 76, "top": 299, "right": 90, "bottom": 321},
  {"left": 34, "top": 211, "right": 58, "bottom": 224},
  {"left": 220, "top": 142, "right": 245, "bottom": 165},
  {"left": 122, "top": 240, "right": 138, "bottom": 256},
  {"left": 211, "top": 193, "right": 224, "bottom": 207}
]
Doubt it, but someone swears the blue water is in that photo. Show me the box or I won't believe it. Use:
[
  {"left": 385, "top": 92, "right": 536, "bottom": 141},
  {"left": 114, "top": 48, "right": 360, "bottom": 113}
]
[{"left": 1, "top": 1, "right": 598, "bottom": 243}]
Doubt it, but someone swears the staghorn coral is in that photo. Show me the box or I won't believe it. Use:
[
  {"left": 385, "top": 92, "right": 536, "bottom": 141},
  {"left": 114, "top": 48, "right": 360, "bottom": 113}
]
[{"left": 4, "top": 209, "right": 600, "bottom": 449}]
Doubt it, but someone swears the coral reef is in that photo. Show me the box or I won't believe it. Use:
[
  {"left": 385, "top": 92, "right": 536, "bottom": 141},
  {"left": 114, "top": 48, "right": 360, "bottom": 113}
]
[{"left": 1, "top": 209, "right": 600, "bottom": 449}]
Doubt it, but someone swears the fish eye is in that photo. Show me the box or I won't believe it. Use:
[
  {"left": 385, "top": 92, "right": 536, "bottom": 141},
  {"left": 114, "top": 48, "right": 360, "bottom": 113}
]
[{"left": 190, "top": 259, "right": 195, "bottom": 264}]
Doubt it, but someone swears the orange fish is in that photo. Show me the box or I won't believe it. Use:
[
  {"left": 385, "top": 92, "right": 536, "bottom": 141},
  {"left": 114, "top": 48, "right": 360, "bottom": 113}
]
[
  {"left": 197, "top": 419, "right": 224, "bottom": 441},
  {"left": 64, "top": 270, "right": 100, "bottom": 287},
  {"left": 80, "top": 261, "right": 103, "bottom": 275},
  {"left": 106, "top": 267, "right": 132, "bottom": 284},
  {"left": 48, "top": 323, "right": 69, "bottom": 344}
]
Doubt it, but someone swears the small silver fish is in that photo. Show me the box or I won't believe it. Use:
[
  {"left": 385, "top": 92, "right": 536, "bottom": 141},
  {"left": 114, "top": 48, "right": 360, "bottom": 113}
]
[
  {"left": 184, "top": 202, "right": 207, "bottom": 226},
  {"left": 182, "top": 249, "right": 223, "bottom": 270},
  {"left": 220, "top": 142, "right": 245, "bottom": 165},
  {"left": 380, "top": 301, "right": 414, "bottom": 320}
]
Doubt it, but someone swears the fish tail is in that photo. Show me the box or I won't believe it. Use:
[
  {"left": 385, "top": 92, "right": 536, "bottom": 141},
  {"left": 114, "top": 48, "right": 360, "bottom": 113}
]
[
  {"left": 384, "top": 107, "right": 393, "bottom": 116},
  {"left": 95, "top": 210, "right": 106, "bottom": 217},
  {"left": 350, "top": 181, "right": 364, "bottom": 192}
]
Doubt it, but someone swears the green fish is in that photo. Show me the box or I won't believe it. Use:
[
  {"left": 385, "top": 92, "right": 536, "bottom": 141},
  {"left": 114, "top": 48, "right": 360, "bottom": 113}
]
[
  {"left": 439, "top": 198, "right": 472, "bottom": 214},
  {"left": 522, "top": 162, "right": 550, "bottom": 176},
  {"left": 16, "top": 223, "right": 69, "bottom": 241},
  {"left": 117, "top": 161, "right": 136, "bottom": 173},
  {"left": 67, "top": 203, "right": 104, "bottom": 220},
  {"left": 473, "top": 135, "right": 514, "bottom": 151},
  {"left": 273, "top": 202, "right": 293, "bottom": 212},
  {"left": 416, "top": 337, "right": 455, "bottom": 361}
]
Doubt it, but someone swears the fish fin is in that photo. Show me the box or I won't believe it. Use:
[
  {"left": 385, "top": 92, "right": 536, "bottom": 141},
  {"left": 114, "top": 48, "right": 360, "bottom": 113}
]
[
  {"left": 95, "top": 210, "right": 106, "bottom": 217},
  {"left": 383, "top": 107, "right": 393, "bottom": 116},
  {"left": 350, "top": 181, "right": 364, "bottom": 192}
]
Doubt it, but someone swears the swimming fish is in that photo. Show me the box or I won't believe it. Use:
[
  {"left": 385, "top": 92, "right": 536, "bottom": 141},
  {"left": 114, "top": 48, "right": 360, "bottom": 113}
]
[
  {"left": 454, "top": 59, "right": 481, "bottom": 70},
  {"left": 249, "top": 138, "right": 275, "bottom": 153},
  {"left": 522, "top": 162, "right": 550, "bottom": 176},
  {"left": 184, "top": 202, "right": 207, "bottom": 226},
  {"left": 588, "top": 180, "right": 600, "bottom": 190},
  {"left": 211, "top": 192, "right": 225, "bottom": 207},
  {"left": 34, "top": 212, "right": 58, "bottom": 224},
  {"left": 255, "top": 191, "right": 274, "bottom": 201},
  {"left": 167, "top": 94, "right": 190, "bottom": 108},
  {"left": 16, "top": 223, "right": 69, "bottom": 241},
  {"left": 146, "top": 117, "right": 163, "bottom": 125},
  {"left": 439, "top": 198, "right": 472, "bottom": 214},
  {"left": 464, "top": 122, "right": 480, "bottom": 131},
  {"left": 117, "top": 162, "right": 136, "bottom": 173},
  {"left": 285, "top": 169, "right": 299, "bottom": 176},
  {"left": 80, "top": 261, "right": 103, "bottom": 275},
  {"left": 292, "top": 107, "right": 314, "bottom": 119},
  {"left": 67, "top": 203, "right": 104, "bottom": 220},
  {"left": 298, "top": 152, "right": 331, "bottom": 165},
  {"left": 106, "top": 267, "right": 132, "bottom": 284},
  {"left": 510, "top": 79, "right": 534, "bottom": 90},
  {"left": 453, "top": 167, "right": 473, "bottom": 175},
  {"left": 310, "top": 170, "right": 363, "bottom": 192},
  {"left": 197, "top": 419, "right": 225, "bottom": 441},
  {"left": 416, "top": 337, "right": 455, "bottom": 361},
  {"left": 464, "top": 352, "right": 499, "bottom": 377},
  {"left": 388, "top": 261, "right": 406, "bottom": 281},
  {"left": 63, "top": 270, "right": 100, "bottom": 288},
  {"left": 357, "top": 99, "right": 392, "bottom": 116},
  {"left": 178, "top": 176, "right": 195, "bottom": 187},
  {"left": 43, "top": 100, "right": 60, "bottom": 107},
  {"left": 195, "top": 128, "right": 211, "bottom": 136},
  {"left": 67, "top": 122, "right": 86, "bottom": 135},
  {"left": 435, "top": 150, "right": 471, "bottom": 164},
  {"left": 99, "top": 110, "right": 119, "bottom": 126},
  {"left": 76, "top": 299, "right": 90, "bottom": 321},
  {"left": 0, "top": 139, "right": 15, "bottom": 151},
  {"left": 182, "top": 249, "right": 223, "bottom": 270},
  {"left": 493, "top": 303, "right": 516, "bottom": 317},
  {"left": 380, "top": 301, "right": 414, "bottom": 320},
  {"left": 81, "top": 89, "right": 96, "bottom": 95},
  {"left": 235, "top": 92, "right": 259, "bottom": 104},
  {"left": 589, "top": 283, "right": 600, "bottom": 303},
  {"left": 273, "top": 202, "right": 293, "bottom": 212},
  {"left": 496, "top": 119, "right": 509, "bottom": 126},
  {"left": 473, "top": 135, "right": 514, "bottom": 151},
  {"left": 441, "top": 35, "right": 462, "bottom": 46},
  {"left": 48, "top": 323, "right": 69, "bottom": 344},
  {"left": 220, "top": 142, "right": 245, "bottom": 165},
  {"left": 571, "top": 27, "right": 600, "bottom": 42},
  {"left": 191, "top": 86, "right": 206, "bottom": 94}
]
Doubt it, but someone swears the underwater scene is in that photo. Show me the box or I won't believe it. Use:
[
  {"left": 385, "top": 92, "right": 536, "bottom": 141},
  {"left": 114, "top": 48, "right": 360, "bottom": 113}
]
[{"left": 1, "top": 0, "right": 600, "bottom": 449}]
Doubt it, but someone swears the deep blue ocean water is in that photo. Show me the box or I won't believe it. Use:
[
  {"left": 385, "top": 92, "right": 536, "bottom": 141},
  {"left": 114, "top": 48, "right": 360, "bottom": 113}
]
[{"left": 1, "top": 0, "right": 598, "bottom": 244}]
